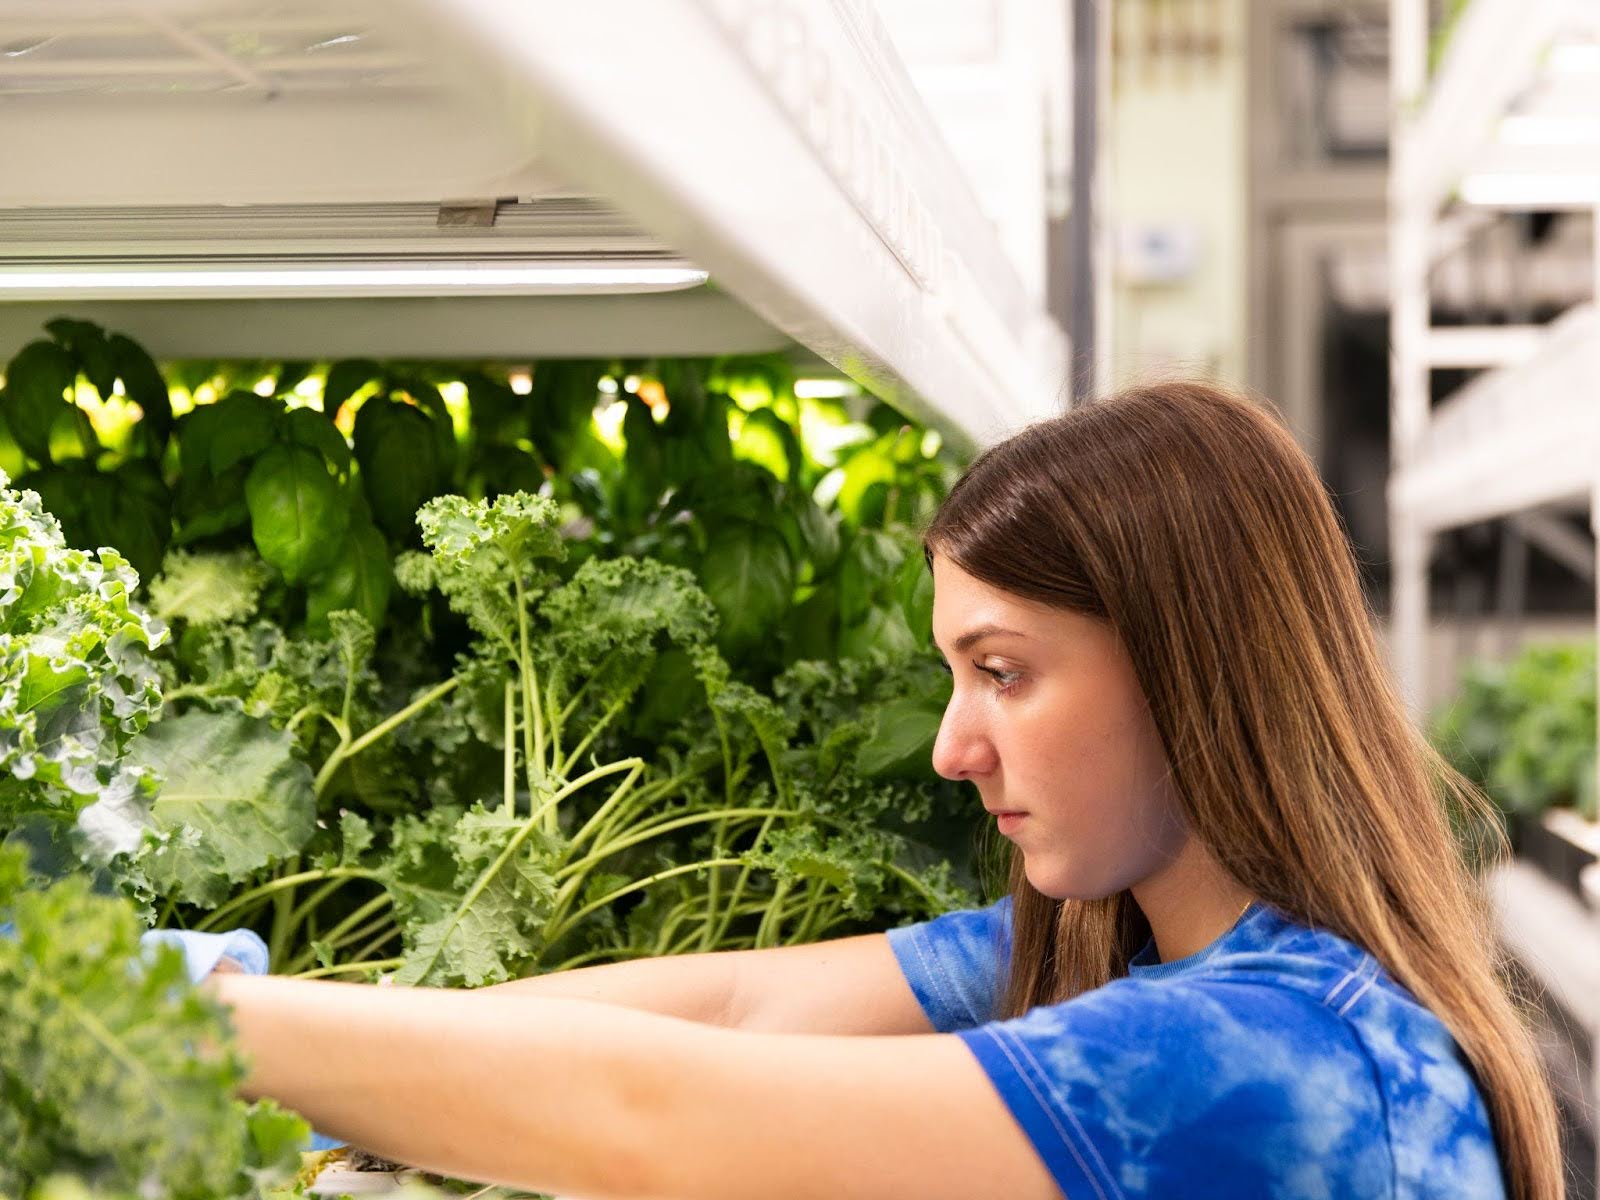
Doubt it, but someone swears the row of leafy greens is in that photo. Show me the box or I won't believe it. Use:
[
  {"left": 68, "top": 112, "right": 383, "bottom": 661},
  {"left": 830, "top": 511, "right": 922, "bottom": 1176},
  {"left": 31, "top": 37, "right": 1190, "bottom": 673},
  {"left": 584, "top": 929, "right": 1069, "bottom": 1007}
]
[
  {"left": 0, "top": 320, "right": 997, "bottom": 1195},
  {"left": 1430, "top": 639, "right": 1598, "bottom": 822}
]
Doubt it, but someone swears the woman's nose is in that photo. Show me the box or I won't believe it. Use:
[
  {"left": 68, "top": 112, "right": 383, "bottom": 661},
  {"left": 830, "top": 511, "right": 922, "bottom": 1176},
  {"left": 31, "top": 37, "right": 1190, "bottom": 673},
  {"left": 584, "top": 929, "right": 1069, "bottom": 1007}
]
[{"left": 931, "top": 704, "right": 998, "bottom": 781}]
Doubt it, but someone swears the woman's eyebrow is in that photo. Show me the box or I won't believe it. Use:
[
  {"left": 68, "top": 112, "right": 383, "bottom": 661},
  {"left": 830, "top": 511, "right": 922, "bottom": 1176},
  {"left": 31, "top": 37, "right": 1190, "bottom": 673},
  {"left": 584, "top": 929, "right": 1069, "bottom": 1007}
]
[{"left": 934, "top": 624, "right": 1029, "bottom": 655}]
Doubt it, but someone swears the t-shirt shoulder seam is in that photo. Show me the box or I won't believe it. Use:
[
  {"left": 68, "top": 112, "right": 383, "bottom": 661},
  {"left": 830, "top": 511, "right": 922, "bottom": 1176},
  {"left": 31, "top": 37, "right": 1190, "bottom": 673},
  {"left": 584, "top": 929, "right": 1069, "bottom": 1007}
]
[
  {"left": 969, "top": 1023, "right": 1129, "bottom": 1200},
  {"left": 905, "top": 923, "right": 986, "bottom": 1029}
]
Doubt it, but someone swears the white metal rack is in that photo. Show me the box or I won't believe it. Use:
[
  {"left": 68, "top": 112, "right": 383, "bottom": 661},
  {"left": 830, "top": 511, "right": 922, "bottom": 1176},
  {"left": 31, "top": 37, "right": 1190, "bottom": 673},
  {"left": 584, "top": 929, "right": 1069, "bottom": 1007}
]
[
  {"left": 0, "top": 0, "right": 1068, "bottom": 453},
  {"left": 1388, "top": 0, "right": 1600, "bottom": 711},
  {"left": 1391, "top": 3, "right": 1600, "bottom": 1181}
]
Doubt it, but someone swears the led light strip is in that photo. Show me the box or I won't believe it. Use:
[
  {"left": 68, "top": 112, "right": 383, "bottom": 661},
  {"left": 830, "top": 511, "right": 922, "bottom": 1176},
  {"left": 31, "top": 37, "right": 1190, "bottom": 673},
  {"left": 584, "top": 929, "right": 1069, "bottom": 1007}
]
[{"left": 0, "top": 261, "right": 710, "bottom": 299}]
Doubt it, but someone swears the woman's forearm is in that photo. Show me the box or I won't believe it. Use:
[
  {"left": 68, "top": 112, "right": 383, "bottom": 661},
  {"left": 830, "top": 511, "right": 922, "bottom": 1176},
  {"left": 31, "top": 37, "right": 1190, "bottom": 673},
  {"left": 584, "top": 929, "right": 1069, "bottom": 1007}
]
[
  {"left": 210, "top": 973, "right": 683, "bottom": 1199},
  {"left": 484, "top": 948, "right": 742, "bottom": 1027}
]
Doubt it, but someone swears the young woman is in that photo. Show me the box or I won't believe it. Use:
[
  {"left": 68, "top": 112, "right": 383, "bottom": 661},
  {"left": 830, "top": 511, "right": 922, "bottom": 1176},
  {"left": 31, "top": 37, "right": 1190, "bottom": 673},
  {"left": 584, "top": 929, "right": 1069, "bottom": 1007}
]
[{"left": 209, "top": 381, "right": 1562, "bottom": 1200}]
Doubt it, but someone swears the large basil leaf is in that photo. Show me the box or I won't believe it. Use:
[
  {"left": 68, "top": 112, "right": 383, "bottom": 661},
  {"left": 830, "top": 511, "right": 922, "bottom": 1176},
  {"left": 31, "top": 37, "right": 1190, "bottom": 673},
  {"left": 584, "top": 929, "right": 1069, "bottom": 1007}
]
[
  {"left": 173, "top": 463, "right": 250, "bottom": 544},
  {"left": 44, "top": 318, "right": 115, "bottom": 400},
  {"left": 244, "top": 444, "right": 349, "bottom": 583},
  {"left": 306, "top": 519, "right": 392, "bottom": 634},
  {"left": 82, "top": 461, "right": 172, "bottom": 581},
  {"left": 177, "top": 400, "right": 229, "bottom": 478},
  {"left": 837, "top": 528, "right": 906, "bottom": 624},
  {"left": 698, "top": 520, "right": 794, "bottom": 654},
  {"left": 207, "top": 392, "right": 280, "bottom": 475},
  {"left": 107, "top": 332, "right": 174, "bottom": 451},
  {"left": 857, "top": 696, "right": 943, "bottom": 780},
  {"left": 322, "top": 358, "right": 380, "bottom": 413},
  {"left": 353, "top": 398, "right": 443, "bottom": 541},
  {"left": 3, "top": 340, "right": 77, "bottom": 464},
  {"left": 281, "top": 406, "right": 351, "bottom": 475},
  {"left": 839, "top": 602, "right": 918, "bottom": 662}
]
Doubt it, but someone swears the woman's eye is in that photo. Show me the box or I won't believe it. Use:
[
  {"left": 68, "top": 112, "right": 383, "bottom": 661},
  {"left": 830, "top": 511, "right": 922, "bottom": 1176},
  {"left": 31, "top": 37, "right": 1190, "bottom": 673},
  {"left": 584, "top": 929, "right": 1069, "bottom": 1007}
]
[{"left": 974, "top": 661, "right": 1024, "bottom": 693}]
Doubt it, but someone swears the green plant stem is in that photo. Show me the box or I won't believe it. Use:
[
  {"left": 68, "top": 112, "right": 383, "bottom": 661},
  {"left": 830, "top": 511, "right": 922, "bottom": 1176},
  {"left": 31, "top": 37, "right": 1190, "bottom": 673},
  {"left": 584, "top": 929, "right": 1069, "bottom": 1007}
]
[
  {"left": 340, "top": 656, "right": 358, "bottom": 731},
  {"left": 555, "top": 648, "right": 620, "bottom": 728},
  {"left": 320, "top": 893, "right": 394, "bottom": 947},
  {"left": 555, "top": 691, "right": 635, "bottom": 779},
  {"left": 511, "top": 574, "right": 545, "bottom": 790},
  {"left": 405, "top": 760, "right": 647, "bottom": 983},
  {"left": 293, "top": 957, "right": 404, "bottom": 981},
  {"left": 284, "top": 704, "right": 322, "bottom": 739},
  {"left": 268, "top": 856, "right": 302, "bottom": 969},
  {"left": 313, "top": 675, "right": 461, "bottom": 798},
  {"left": 706, "top": 812, "right": 778, "bottom": 948},
  {"left": 283, "top": 877, "right": 358, "bottom": 936},
  {"left": 344, "top": 924, "right": 403, "bottom": 969},
  {"left": 882, "top": 862, "right": 945, "bottom": 910},
  {"left": 326, "top": 911, "right": 397, "bottom": 957},
  {"left": 700, "top": 733, "right": 738, "bottom": 951},
  {"left": 660, "top": 896, "right": 788, "bottom": 956},
  {"left": 753, "top": 880, "right": 791, "bottom": 949},
  {"left": 283, "top": 902, "right": 397, "bottom": 975},
  {"left": 793, "top": 894, "right": 837, "bottom": 943},
  {"left": 554, "top": 807, "right": 788, "bottom": 884},
  {"left": 538, "top": 758, "right": 645, "bottom": 849},
  {"left": 578, "top": 772, "right": 692, "bottom": 853},
  {"left": 195, "top": 867, "right": 383, "bottom": 932},
  {"left": 543, "top": 856, "right": 745, "bottom": 947},
  {"left": 503, "top": 678, "right": 517, "bottom": 818}
]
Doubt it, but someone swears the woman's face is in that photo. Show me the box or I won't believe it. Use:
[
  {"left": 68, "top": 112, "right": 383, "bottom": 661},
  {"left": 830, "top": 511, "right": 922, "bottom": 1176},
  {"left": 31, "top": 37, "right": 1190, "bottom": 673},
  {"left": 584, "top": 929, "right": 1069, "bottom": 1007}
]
[{"left": 929, "top": 553, "right": 1189, "bottom": 900}]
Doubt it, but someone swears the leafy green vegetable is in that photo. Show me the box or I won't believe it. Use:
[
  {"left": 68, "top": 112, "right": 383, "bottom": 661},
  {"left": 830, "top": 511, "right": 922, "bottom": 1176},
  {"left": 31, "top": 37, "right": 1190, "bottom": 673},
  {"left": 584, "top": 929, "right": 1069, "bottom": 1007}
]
[
  {"left": 128, "top": 709, "right": 317, "bottom": 907},
  {"left": 353, "top": 398, "right": 448, "bottom": 541},
  {"left": 0, "top": 470, "right": 167, "bottom": 863},
  {"left": 305, "top": 520, "right": 391, "bottom": 634},
  {"left": 1432, "top": 640, "right": 1598, "bottom": 821},
  {"left": 0, "top": 844, "right": 307, "bottom": 1199},
  {"left": 245, "top": 446, "right": 350, "bottom": 583},
  {"left": 1, "top": 341, "right": 77, "bottom": 465},
  {"left": 147, "top": 550, "right": 270, "bottom": 627}
]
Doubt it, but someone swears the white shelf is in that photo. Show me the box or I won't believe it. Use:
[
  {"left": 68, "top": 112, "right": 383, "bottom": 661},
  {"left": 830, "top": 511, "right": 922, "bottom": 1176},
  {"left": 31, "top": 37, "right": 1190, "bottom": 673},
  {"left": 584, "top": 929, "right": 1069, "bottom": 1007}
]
[
  {"left": 0, "top": 0, "right": 1068, "bottom": 452},
  {"left": 1489, "top": 859, "right": 1600, "bottom": 1036},
  {"left": 1399, "top": 0, "right": 1600, "bottom": 214},
  {"left": 1388, "top": 304, "right": 1600, "bottom": 532}
]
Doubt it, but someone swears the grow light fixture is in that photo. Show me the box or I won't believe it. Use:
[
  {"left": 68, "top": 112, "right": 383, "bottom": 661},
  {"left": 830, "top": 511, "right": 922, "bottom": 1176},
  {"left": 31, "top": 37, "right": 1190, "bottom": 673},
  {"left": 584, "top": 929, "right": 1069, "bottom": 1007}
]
[
  {"left": 793, "top": 378, "right": 857, "bottom": 399},
  {"left": 0, "top": 260, "right": 710, "bottom": 300},
  {"left": 1546, "top": 42, "right": 1600, "bottom": 78},
  {"left": 1498, "top": 114, "right": 1600, "bottom": 147},
  {"left": 1459, "top": 171, "right": 1600, "bottom": 207}
]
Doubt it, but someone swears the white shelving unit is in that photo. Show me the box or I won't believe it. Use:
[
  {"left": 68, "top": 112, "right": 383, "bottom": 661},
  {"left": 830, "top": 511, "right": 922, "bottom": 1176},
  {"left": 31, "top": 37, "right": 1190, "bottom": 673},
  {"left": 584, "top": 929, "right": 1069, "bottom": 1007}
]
[
  {"left": 1390, "top": 1, "right": 1600, "bottom": 1181},
  {"left": 1388, "top": 0, "right": 1600, "bottom": 711},
  {"left": 0, "top": 0, "right": 1069, "bottom": 453}
]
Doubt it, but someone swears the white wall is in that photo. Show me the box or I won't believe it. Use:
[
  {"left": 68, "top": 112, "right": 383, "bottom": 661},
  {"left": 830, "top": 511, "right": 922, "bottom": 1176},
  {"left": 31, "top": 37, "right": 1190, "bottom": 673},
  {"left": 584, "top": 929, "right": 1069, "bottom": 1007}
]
[{"left": 1105, "top": 0, "right": 1248, "bottom": 387}]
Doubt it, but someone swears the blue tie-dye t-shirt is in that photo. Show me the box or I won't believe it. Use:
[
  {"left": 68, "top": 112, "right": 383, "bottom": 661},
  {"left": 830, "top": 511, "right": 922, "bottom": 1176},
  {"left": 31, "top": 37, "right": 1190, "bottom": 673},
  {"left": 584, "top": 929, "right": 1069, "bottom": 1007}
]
[{"left": 885, "top": 897, "right": 1506, "bottom": 1200}]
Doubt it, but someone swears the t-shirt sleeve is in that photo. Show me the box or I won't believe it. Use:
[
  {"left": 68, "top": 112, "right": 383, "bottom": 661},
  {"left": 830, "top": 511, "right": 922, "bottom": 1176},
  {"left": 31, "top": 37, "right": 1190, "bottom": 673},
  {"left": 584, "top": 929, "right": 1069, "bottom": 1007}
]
[
  {"left": 884, "top": 896, "right": 1012, "bottom": 1032},
  {"left": 954, "top": 977, "right": 1393, "bottom": 1200}
]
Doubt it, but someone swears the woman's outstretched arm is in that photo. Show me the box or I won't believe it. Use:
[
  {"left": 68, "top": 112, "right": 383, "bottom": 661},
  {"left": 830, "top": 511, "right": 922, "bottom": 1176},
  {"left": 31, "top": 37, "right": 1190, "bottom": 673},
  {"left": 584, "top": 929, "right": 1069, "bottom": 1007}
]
[{"left": 209, "top": 974, "right": 1060, "bottom": 1200}]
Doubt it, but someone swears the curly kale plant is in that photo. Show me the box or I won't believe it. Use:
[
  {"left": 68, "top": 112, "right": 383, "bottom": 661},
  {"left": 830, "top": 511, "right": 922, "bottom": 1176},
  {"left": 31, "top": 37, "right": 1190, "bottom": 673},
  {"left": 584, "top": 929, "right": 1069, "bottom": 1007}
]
[
  {"left": 0, "top": 846, "right": 307, "bottom": 1200},
  {"left": 0, "top": 470, "right": 167, "bottom": 864},
  {"left": 153, "top": 492, "right": 974, "bottom": 988}
]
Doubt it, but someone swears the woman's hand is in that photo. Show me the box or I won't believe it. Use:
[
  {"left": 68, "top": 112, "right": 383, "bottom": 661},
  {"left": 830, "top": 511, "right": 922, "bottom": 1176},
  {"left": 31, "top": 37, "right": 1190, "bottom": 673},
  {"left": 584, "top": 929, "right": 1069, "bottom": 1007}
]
[
  {"left": 140, "top": 927, "right": 345, "bottom": 1153},
  {"left": 138, "top": 927, "right": 269, "bottom": 983}
]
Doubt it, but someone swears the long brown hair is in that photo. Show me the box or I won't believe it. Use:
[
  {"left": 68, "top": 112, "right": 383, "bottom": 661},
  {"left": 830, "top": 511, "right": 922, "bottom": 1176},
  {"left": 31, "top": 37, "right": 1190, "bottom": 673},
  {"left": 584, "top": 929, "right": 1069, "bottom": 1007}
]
[{"left": 924, "top": 381, "right": 1562, "bottom": 1200}]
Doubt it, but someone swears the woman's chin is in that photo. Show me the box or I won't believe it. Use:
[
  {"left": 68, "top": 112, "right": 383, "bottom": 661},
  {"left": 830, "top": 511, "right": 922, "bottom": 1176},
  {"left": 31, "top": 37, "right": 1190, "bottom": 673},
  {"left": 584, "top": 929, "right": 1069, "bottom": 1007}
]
[{"left": 1023, "top": 859, "right": 1122, "bottom": 904}]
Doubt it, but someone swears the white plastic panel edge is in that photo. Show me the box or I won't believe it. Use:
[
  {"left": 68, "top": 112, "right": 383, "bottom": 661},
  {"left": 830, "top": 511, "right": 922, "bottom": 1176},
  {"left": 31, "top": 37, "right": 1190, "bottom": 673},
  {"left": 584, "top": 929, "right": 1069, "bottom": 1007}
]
[
  {"left": 1387, "top": 303, "right": 1600, "bottom": 532},
  {"left": 403, "top": 0, "right": 1068, "bottom": 452}
]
